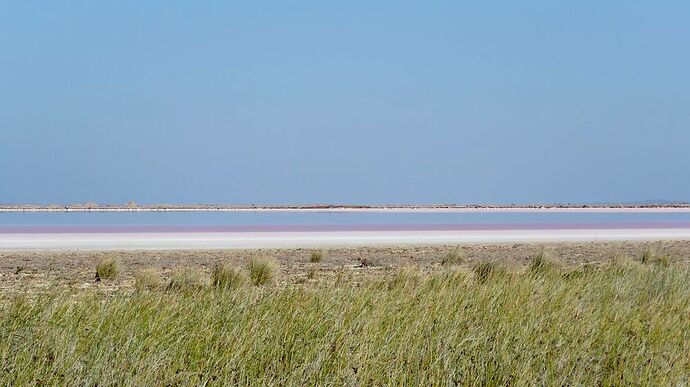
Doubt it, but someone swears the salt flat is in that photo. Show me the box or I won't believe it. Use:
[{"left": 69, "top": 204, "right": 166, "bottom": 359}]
[{"left": 2, "top": 228, "right": 690, "bottom": 251}]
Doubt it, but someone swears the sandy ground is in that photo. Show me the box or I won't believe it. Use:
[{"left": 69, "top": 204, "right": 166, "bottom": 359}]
[
  {"left": 2, "top": 240, "right": 690, "bottom": 294},
  {"left": 3, "top": 229, "right": 690, "bottom": 250}
]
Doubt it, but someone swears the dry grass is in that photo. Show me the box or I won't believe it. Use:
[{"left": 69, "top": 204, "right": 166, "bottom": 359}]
[
  {"left": 309, "top": 251, "right": 323, "bottom": 263},
  {"left": 440, "top": 249, "right": 464, "bottom": 266},
  {"left": 247, "top": 257, "right": 277, "bottom": 286},
  {"left": 95, "top": 258, "right": 120, "bottom": 281},
  {"left": 306, "top": 265, "right": 317, "bottom": 279},
  {"left": 211, "top": 262, "right": 245, "bottom": 290},
  {"left": 133, "top": 268, "right": 162, "bottom": 291},
  {"left": 527, "top": 249, "right": 562, "bottom": 276},
  {"left": 2, "top": 261, "right": 690, "bottom": 384},
  {"left": 472, "top": 260, "right": 508, "bottom": 283},
  {"left": 166, "top": 267, "right": 206, "bottom": 292}
]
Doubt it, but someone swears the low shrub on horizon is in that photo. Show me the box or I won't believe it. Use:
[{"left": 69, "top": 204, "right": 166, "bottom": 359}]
[{"left": 95, "top": 258, "right": 120, "bottom": 281}]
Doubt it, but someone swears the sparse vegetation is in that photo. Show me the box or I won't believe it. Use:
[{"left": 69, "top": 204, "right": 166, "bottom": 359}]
[
  {"left": 306, "top": 265, "right": 317, "bottom": 279},
  {"left": 167, "top": 267, "right": 206, "bottom": 292},
  {"left": 472, "top": 260, "right": 507, "bottom": 283},
  {"left": 2, "top": 261, "right": 690, "bottom": 384},
  {"left": 247, "top": 257, "right": 277, "bottom": 286},
  {"left": 527, "top": 249, "right": 561, "bottom": 276},
  {"left": 387, "top": 266, "right": 421, "bottom": 290},
  {"left": 134, "top": 268, "right": 162, "bottom": 291},
  {"left": 211, "top": 262, "right": 245, "bottom": 290},
  {"left": 95, "top": 258, "right": 120, "bottom": 281},
  {"left": 440, "top": 248, "right": 464, "bottom": 266},
  {"left": 640, "top": 248, "right": 654, "bottom": 264},
  {"left": 309, "top": 251, "right": 323, "bottom": 263},
  {"left": 640, "top": 248, "right": 672, "bottom": 267}
]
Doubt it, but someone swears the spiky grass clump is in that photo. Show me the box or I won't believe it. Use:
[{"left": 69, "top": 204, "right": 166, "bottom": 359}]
[
  {"left": 527, "top": 250, "right": 561, "bottom": 276},
  {"left": 167, "top": 267, "right": 206, "bottom": 292},
  {"left": 640, "top": 249, "right": 671, "bottom": 267},
  {"left": 472, "top": 260, "right": 507, "bottom": 283},
  {"left": 134, "top": 269, "right": 162, "bottom": 291},
  {"left": 211, "top": 263, "right": 245, "bottom": 290},
  {"left": 247, "top": 257, "right": 277, "bottom": 286},
  {"left": 95, "top": 259, "right": 120, "bottom": 281},
  {"left": 640, "top": 248, "right": 654, "bottom": 264},
  {"left": 440, "top": 249, "right": 464, "bottom": 266},
  {"left": 309, "top": 251, "right": 323, "bottom": 263},
  {"left": 306, "top": 266, "right": 317, "bottom": 279}
]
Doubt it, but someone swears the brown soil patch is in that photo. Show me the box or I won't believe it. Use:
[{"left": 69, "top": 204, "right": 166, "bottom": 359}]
[{"left": 2, "top": 240, "right": 689, "bottom": 294}]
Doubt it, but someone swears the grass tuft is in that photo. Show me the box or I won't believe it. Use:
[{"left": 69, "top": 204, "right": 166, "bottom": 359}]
[
  {"left": 167, "top": 267, "right": 206, "bottom": 292},
  {"left": 306, "top": 265, "right": 317, "bottom": 279},
  {"left": 472, "top": 260, "right": 507, "bottom": 283},
  {"left": 440, "top": 249, "right": 464, "bottom": 266},
  {"left": 309, "top": 251, "right": 323, "bottom": 263},
  {"left": 134, "top": 268, "right": 162, "bottom": 291},
  {"left": 211, "top": 263, "right": 246, "bottom": 290},
  {"left": 527, "top": 250, "right": 561, "bottom": 276},
  {"left": 95, "top": 259, "right": 120, "bottom": 281},
  {"left": 247, "top": 257, "right": 277, "bottom": 286},
  {"left": 640, "top": 248, "right": 653, "bottom": 264},
  {"left": 640, "top": 249, "right": 672, "bottom": 267}
]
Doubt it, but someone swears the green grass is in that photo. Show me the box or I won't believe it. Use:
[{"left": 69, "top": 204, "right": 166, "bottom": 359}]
[
  {"left": 211, "top": 262, "right": 245, "bottom": 290},
  {"left": 247, "top": 257, "right": 277, "bottom": 286},
  {"left": 306, "top": 265, "right": 317, "bottom": 279},
  {"left": 2, "top": 261, "right": 690, "bottom": 385},
  {"left": 472, "top": 260, "right": 507, "bottom": 283},
  {"left": 440, "top": 249, "right": 464, "bottom": 266},
  {"left": 309, "top": 251, "right": 323, "bottom": 263},
  {"left": 95, "top": 258, "right": 120, "bottom": 281},
  {"left": 166, "top": 267, "right": 206, "bottom": 292},
  {"left": 527, "top": 249, "right": 562, "bottom": 276},
  {"left": 133, "top": 268, "right": 163, "bottom": 291}
]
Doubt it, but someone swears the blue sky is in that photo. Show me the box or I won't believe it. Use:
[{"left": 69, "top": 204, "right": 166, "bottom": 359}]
[{"left": 1, "top": 1, "right": 689, "bottom": 205}]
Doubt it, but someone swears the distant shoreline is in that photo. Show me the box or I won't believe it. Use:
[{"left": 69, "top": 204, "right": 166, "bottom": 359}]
[{"left": 2, "top": 204, "right": 690, "bottom": 213}]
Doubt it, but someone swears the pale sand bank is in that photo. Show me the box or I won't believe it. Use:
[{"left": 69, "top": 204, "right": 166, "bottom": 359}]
[{"left": 2, "top": 228, "right": 690, "bottom": 251}]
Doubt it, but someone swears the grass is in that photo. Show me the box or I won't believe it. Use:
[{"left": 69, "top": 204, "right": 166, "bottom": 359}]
[
  {"left": 472, "top": 260, "right": 507, "bottom": 283},
  {"left": 95, "top": 258, "right": 120, "bottom": 281},
  {"left": 3, "top": 257, "right": 690, "bottom": 384},
  {"left": 133, "top": 268, "right": 162, "bottom": 291},
  {"left": 166, "top": 267, "right": 206, "bottom": 292},
  {"left": 640, "top": 249, "right": 672, "bottom": 267},
  {"left": 441, "top": 248, "right": 464, "bottom": 266},
  {"left": 309, "top": 251, "right": 323, "bottom": 263},
  {"left": 527, "top": 249, "right": 561, "bottom": 276},
  {"left": 306, "top": 265, "right": 317, "bottom": 279},
  {"left": 211, "top": 262, "right": 245, "bottom": 290},
  {"left": 247, "top": 257, "right": 277, "bottom": 286}
]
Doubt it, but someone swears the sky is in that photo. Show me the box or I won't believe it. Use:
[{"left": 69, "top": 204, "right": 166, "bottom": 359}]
[{"left": 1, "top": 1, "right": 689, "bottom": 205}]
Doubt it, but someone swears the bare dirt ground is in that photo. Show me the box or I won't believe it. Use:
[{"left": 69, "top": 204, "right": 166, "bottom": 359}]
[{"left": 2, "top": 240, "right": 690, "bottom": 294}]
